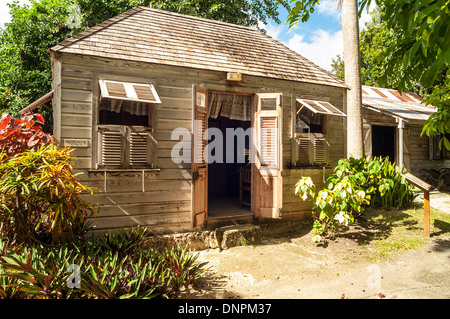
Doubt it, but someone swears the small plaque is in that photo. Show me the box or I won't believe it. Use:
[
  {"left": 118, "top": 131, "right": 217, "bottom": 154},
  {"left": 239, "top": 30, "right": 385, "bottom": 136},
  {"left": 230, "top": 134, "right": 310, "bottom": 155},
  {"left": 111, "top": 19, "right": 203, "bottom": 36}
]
[
  {"left": 226, "top": 72, "right": 242, "bottom": 81},
  {"left": 64, "top": 139, "right": 89, "bottom": 148},
  {"left": 401, "top": 172, "right": 432, "bottom": 192}
]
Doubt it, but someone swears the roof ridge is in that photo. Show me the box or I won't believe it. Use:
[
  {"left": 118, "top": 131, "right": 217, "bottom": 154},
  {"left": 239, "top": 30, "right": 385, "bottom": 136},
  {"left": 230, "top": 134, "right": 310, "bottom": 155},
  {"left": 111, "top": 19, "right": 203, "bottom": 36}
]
[{"left": 137, "top": 6, "right": 259, "bottom": 32}]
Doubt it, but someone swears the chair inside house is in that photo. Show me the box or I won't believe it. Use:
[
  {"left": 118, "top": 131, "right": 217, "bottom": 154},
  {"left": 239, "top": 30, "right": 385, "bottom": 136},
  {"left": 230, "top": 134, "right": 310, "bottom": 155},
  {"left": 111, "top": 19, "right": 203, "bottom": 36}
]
[{"left": 239, "top": 163, "right": 251, "bottom": 208}]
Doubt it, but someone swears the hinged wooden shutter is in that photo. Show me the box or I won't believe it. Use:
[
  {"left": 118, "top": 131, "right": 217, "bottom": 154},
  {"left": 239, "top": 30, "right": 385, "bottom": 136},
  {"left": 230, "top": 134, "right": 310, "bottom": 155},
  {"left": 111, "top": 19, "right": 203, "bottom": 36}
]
[
  {"left": 312, "top": 133, "right": 328, "bottom": 165},
  {"left": 255, "top": 93, "right": 282, "bottom": 219},
  {"left": 192, "top": 85, "right": 208, "bottom": 227},
  {"left": 294, "top": 134, "right": 313, "bottom": 165},
  {"left": 100, "top": 130, "right": 123, "bottom": 168},
  {"left": 99, "top": 127, "right": 154, "bottom": 168},
  {"left": 99, "top": 79, "right": 161, "bottom": 104},
  {"left": 260, "top": 116, "right": 278, "bottom": 167},
  {"left": 130, "top": 132, "right": 149, "bottom": 166}
]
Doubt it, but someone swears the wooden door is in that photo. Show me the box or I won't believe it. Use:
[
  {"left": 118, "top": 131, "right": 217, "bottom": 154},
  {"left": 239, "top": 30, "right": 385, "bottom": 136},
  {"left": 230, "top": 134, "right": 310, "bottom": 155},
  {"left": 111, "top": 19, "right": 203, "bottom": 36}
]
[
  {"left": 192, "top": 85, "right": 208, "bottom": 227},
  {"left": 253, "top": 93, "right": 283, "bottom": 219}
]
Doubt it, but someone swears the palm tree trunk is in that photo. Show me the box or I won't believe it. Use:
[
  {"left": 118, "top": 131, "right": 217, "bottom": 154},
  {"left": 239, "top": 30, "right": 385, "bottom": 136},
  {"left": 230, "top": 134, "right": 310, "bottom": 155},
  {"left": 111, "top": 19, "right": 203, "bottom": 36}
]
[{"left": 342, "top": 0, "right": 364, "bottom": 158}]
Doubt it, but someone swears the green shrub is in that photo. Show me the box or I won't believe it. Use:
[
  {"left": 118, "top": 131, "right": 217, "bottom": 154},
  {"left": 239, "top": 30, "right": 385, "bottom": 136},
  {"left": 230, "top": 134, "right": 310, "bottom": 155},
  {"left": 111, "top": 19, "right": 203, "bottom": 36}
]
[
  {"left": 296, "top": 177, "right": 370, "bottom": 242},
  {"left": 0, "top": 144, "right": 98, "bottom": 245},
  {"left": 0, "top": 227, "right": 208, "bottom": 299},
  {"left": 327, "top": 156, "right": 417, "bottom": 209},
  {"left": 296, "top": 156, "right": 417, "bottom": 241}
]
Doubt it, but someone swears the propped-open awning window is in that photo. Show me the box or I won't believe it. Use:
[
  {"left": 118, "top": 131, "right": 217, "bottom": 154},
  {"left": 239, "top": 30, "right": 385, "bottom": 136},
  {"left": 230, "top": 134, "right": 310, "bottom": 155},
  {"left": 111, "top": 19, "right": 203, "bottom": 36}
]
[
  {"left": 296, "top": 98, "right": 346, "bottom": 117},
  {"left": 97, "top": 80, "right": 160, "bottom": 169},
  {"left": 98, "top": 80, "right": 161, "bottom": 125},
  {"left": 99, "top": 80, "right": 161, "bottom": 104}
]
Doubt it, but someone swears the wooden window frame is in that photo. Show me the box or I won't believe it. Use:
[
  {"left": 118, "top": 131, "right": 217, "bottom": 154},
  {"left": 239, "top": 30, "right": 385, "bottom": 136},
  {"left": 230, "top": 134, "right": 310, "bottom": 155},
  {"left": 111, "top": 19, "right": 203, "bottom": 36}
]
[
  {"left": 291, "top": 99, "right": 343, "bottom": 167},
  {"left": 95, "top": 79, "right": 160, "bottom": 170}
]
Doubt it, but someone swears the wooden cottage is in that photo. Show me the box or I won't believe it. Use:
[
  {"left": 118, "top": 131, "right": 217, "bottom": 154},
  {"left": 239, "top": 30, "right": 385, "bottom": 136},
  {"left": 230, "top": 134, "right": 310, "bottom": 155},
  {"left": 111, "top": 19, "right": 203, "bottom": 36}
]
[
  {"left": 361, "top": 85, "right": 449, "bottom": 188},
  {"left": 38, "top": 7, "right": 349, "bottom": 235}
]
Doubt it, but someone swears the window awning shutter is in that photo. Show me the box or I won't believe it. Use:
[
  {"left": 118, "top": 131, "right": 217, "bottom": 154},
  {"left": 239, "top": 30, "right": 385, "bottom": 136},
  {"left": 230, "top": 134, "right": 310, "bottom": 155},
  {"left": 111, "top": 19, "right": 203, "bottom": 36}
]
[
  {"left": 99, "top": 80, "right": 161, "bottom": 104},
  {"left": 296, "top": 98, "right": 346, "bottom": 117}
]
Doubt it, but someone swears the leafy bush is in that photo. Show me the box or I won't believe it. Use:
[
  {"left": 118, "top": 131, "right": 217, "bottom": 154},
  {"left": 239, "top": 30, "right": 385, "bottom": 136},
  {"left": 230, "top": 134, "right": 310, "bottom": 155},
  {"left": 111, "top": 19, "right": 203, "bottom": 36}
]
[
  {"left": 326, "top": 156, "right": 417, "bottom": 209},
  {"left": 0, "top": 227, "right": 208, "bottom": 299},
  {"left": 0, "top": 113, "right": 52, "bottom": 158},
  {"left": 296, "top": 156, "right": 417, "bottom": 241},
  {"left": 0, "top": 144, "right": 98, "bottom": 244},
  {"left": 296, "top": 177, "right": 370, "bottom": 242}
]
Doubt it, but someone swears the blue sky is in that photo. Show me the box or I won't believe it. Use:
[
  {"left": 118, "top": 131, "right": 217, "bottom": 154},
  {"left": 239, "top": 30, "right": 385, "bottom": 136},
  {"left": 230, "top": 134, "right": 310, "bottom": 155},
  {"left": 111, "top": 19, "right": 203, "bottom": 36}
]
[{"left": 0, "top": 0, "right": 375, "bottom": 71}]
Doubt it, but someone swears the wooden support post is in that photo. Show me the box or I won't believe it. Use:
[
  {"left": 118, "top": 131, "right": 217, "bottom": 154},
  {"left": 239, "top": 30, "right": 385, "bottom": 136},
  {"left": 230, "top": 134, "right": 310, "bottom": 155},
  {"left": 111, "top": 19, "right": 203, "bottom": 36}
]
[
  {"left": 401, "top": 172, "right": 432, "bottom": 237},
  {"left": 423, "top": 189, "right": 430, "bottom": 237}
]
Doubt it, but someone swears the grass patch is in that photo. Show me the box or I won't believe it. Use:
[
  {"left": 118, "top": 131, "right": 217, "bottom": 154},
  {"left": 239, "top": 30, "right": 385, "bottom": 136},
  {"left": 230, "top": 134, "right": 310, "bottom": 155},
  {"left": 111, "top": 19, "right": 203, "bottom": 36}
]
[{"left": 357, "top": 203, "right": 450, "bottom": 263}]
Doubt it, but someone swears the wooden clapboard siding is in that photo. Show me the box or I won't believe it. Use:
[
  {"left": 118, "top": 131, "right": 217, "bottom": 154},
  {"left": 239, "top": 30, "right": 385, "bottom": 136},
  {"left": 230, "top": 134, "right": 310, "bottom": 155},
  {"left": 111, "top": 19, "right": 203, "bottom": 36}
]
[
  {"left": 59, "top": 59, "right": 94, "bottom": 170},
  {"left": 55, "top": 53, "right": 346, "bottom": 234},
  {"left": 281, "top": 168, "right": 333, "bottom": 219},
  {"left": 407, "top": 124, "right": 450, "bottom": 176}
]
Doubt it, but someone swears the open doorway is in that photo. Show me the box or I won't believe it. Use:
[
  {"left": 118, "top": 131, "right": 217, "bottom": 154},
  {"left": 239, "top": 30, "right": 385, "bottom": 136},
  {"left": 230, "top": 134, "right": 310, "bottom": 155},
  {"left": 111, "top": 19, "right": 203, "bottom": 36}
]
[
  {"left": 372, "top": 125, "right": 396, "bottom": 162},
  {"left": 207, "top": 92, "right": 253, "bottom": 218}
]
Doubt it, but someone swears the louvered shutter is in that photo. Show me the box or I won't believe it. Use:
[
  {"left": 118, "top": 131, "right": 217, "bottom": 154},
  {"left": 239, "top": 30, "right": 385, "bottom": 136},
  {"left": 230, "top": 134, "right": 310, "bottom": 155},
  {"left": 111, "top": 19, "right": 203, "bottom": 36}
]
[
  {"left": 101, "top": 131, "right": 123, "bottom": 168},
  {"left": 192, "top": 85, "right": 208, "bottom": 227},
  {"left": 130, "top": 132, "right": 149, "bottom": 166},
  {"left": 295, "top": 134, "right": 313, "bottom": 165},
  {"left": 313, "top": 133, "right": 328, "bottom": 165},
  {"left": 194, "top": 112, "right": 207, "bottom": 165},
  {"left": 260, "top": 116, "right": 278, "bottom": 168},
  {"left": 99, "top": 80, "right": 161, "bottom": 104},
  {"left": 105, "top": 81, "right": 127, "bottom": 98},
  {"left": 99, "top": 128, "right": 154, "bottom": 168},
  {"left": 255, "top": 93, "right": 282, "bottom": 219}
]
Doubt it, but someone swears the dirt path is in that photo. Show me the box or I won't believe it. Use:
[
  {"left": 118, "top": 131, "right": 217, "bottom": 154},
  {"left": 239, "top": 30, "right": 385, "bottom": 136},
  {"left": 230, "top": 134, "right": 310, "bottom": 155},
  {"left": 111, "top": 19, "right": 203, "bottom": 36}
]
[
  {"left": 181, "top": 231, "right": 450, "bottom": 299},
  {"left": 180, "top": 192, "right": 450, "bottom": 299}
]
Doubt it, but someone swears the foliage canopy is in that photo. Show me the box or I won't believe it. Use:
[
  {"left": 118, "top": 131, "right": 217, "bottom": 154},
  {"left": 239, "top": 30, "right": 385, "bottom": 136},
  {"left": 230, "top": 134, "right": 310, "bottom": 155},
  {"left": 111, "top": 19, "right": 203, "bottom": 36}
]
[{"left": 0, "top": 0, "right": 290, "bottom": 124}]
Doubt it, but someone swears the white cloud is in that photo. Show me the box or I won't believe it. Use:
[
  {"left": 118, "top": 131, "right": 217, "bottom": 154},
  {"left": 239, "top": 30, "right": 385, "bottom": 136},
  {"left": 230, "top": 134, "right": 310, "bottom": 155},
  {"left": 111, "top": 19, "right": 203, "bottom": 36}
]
[
  {"left": 316, "top": 0, "right": 378, "bottom": 31},
  {"left": 317, "top": 0, "right": 341, "bottom": 22},
  {"left": 283, "top": 29, "right": 343, "bottom": 71},
  {"left": 258, "top": 20, "right": 285, "bottom": 39},
  {"left": 0, "top": 0, "right": 30, "bottom": 28}
]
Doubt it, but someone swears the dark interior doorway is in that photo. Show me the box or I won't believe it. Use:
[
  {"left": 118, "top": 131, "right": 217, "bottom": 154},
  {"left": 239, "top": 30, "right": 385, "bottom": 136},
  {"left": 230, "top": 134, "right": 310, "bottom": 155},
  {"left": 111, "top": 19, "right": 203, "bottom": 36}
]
[
  {"left": 372, "top": 125, "right": 395, "bottom": 162},
  {"left": 208, "top": 115, "right": 252, "bottom": 218}
]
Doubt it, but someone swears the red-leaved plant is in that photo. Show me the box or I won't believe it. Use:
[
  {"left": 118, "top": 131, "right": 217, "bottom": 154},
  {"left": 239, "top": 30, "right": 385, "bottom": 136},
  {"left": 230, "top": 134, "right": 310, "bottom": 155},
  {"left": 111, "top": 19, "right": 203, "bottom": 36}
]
[{"left": 0, "top": 113, "right": 53, "bottom": 158}]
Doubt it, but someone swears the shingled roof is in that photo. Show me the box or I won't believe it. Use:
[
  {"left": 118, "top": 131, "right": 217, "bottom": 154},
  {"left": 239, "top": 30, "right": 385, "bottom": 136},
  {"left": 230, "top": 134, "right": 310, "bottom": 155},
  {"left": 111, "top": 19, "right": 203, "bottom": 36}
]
[{"left": 51, "top": 7, "right": 346, "bottom": 88}]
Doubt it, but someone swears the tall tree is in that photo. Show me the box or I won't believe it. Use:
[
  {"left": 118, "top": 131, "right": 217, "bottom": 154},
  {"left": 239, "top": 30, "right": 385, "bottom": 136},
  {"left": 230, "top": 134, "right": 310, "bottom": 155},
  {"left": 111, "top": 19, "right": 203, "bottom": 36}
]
[
  {"left": 288, "top": 0, "right": 364, "bottom": 158},
  {"left": 341, "top": 0, "right": 364, "bottom": 158},
  {"left": 331, "top": 5, "right": 424, "bottom": 95},
  {"left": 0, "top": 0, "right": 290, "bottom": 125},
  {"left": 358, "top": 0, "right": 450, "bottom": 150}
]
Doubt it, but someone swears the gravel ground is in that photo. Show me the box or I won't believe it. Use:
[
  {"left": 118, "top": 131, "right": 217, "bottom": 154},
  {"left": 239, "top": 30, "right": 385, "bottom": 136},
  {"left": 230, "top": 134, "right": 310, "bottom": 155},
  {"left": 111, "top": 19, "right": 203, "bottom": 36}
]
[{"left": 181, "top": 193, "right": 450, "bottom": 300}]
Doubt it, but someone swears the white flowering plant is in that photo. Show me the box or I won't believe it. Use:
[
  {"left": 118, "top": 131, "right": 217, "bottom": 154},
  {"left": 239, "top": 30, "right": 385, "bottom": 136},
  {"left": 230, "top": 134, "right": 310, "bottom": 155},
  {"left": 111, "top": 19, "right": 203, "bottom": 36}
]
[{"left": 295, "top": 177, "right": 370, "bottom": 242}]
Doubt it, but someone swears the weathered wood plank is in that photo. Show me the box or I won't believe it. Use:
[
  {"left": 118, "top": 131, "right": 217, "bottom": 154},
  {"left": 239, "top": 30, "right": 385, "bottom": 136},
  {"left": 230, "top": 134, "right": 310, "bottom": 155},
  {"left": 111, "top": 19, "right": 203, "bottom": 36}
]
[
  {"left": 61, "top": 88, "right": 92, "bottom": 102},
  {"left": 84, "top": 179, "right": 191, "bottom": 193},
  {"left": 61, "top": 101, "right": 92, "bottom": 114},
  {"left": 61, "top": 78, "right": 93, "bottom": 91},
  {"left": 84, "top": 190, "right": 191, "bottom": 205},
  {"left": 90, "top": 211, "right": 191, "bottom": 229},
  {"left": 61, "top": 113, "right": 92, "bottom": 127},
  {"left": 97, "top": 200, "right": 191, "bottom": 217},
  {"left": 61, "top": 126, "right": 91, "bottom": 139}
]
